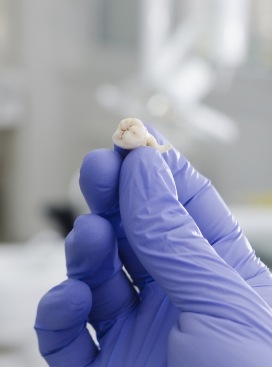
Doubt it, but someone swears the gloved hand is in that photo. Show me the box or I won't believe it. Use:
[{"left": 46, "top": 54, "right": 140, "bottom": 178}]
[{"left": 35, "top": 125, "right": 272, "bottom": 367}]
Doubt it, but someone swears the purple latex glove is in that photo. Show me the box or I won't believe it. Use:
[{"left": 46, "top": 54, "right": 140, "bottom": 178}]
[{"left": 35, "top": 126, "right": 272, "bottom": 367}]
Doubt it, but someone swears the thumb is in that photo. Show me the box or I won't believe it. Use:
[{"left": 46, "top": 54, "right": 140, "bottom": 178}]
[{"left": 119, "top": 147, "right": 272, "bottom": 328}]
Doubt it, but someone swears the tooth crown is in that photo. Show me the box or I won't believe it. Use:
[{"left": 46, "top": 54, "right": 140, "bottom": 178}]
[{"left": 112, "top": 118, "right": 172, "bottom": 153}]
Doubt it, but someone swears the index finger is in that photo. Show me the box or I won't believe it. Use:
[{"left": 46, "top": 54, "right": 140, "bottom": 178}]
[
  {"left": 119, "top": 147, "right": 272, "bottom": 319},
  {"left": 119, "top": 147, "right": 272, "bottom": 366}
]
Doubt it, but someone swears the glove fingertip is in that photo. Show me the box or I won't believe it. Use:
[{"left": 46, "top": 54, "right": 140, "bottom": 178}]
[
  {"left": 79, "top": 148, "right": 122, "bottom": 214},
  {"left": 35, "top": 279, "right": 92, "bottom": 330}
]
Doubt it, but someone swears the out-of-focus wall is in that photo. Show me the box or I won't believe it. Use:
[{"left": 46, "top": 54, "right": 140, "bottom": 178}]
[{"left": 0, "top": 0, "right": 139, "bottom": 241}]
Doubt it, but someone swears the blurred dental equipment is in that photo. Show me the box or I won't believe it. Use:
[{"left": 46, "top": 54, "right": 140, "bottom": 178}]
[{"left": 96, "top": 0, "right": 251, "bottom": 146}]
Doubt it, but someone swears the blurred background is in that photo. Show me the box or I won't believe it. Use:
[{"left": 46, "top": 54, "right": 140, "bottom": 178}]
[{"left": 0, "top": 0, "right": 271, "bottom": 365}]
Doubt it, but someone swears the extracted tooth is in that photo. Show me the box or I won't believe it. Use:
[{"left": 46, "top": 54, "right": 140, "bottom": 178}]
[{"left": 112, "top": 118, "right": 172, "bottom": 153}]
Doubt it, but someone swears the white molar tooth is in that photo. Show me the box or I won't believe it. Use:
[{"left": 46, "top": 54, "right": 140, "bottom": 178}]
[{"left": 112, "top": 118, "right": 172, "bottom": 153}]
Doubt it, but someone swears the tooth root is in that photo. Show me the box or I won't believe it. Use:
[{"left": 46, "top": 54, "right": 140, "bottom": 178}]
[{"left": 146, "top": 134, "right": 171, "bottom": 153}]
